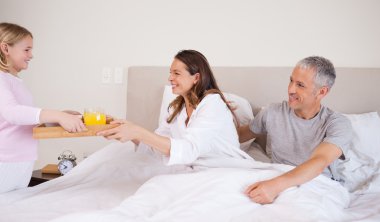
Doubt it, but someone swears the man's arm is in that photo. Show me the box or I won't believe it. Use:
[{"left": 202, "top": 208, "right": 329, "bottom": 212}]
[
  {"left": 237, "top": 125, "right": 260, "bottom": 143},
  {"left": 245, "top": 142, "right": 342, "bottom": 204}
]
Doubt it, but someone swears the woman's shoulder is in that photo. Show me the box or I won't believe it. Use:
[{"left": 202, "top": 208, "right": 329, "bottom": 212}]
[
  {"left": 194, "top": 93, "right": 228, "bottom": 118},
  {"left": 195, "top": 93, "right": 227, "bottom": 113},
  {"left": 199, "top": 93, "right": 224, "bottom": 106}
]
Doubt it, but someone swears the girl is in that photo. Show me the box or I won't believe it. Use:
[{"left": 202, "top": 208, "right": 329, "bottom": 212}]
[
  {"left": 98, "top": 50, "right": 251, "bottom": 165},
  {"left": 0, "top": 23, "right": 86, "bottom": 193}
]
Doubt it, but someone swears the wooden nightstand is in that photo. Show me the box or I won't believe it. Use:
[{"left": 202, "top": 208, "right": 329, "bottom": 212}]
[{"left": 28, "top": 169, "right": 61, "bottom": 187}]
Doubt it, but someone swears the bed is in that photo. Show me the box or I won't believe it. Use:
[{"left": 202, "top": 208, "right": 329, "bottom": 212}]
[{"left": 1, "top": 66, "right": 380, "bottom": 222}]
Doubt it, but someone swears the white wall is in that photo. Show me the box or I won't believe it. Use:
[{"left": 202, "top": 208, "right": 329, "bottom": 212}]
[{"left": 1, "top": 0, "right": 380, "bottom": 169}]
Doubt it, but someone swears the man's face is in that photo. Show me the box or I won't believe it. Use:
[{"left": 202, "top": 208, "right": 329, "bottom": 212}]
[{"left": 288, "top": 66, "right": 320, "bottom": 113}]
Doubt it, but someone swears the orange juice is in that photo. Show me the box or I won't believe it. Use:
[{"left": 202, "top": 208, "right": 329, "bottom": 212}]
[{"left": 83, "top": 111, "right": 106, "bottom": 125}]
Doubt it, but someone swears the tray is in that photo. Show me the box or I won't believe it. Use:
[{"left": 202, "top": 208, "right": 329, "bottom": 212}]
[{"left": 33, "top": 117, "right": 119, "bottom": 139}]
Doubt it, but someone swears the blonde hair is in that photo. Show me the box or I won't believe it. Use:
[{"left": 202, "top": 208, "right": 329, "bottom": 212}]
[{"left": 0, "top": 23, "right": 33, "bottom": 72}]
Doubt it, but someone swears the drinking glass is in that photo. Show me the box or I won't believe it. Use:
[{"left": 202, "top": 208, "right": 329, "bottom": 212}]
[{"left": 83, "top": 108, "right": 106, "bottom": 125}]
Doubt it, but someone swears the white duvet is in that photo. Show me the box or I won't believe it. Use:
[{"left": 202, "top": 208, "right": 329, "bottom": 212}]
[
  {"left": 1, "top": 142, "right": 376, "bottom": 222},
  {"left": 52, "top": 166, "right": 349, "bottom": 222},
  {"left": 0, "top": 142, "right": 193, "bottom": 222}
]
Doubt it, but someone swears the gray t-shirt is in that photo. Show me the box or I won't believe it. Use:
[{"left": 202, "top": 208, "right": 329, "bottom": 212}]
[{"left": 249, "top": 101, "right": 352, "bottom": 181}]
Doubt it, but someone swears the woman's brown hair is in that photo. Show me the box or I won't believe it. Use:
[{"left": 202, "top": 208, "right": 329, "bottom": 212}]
[{"left": 167, "top": 50, "right": 238, "bottom": 125}]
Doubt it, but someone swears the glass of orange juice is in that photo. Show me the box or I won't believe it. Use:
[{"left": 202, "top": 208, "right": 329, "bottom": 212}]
[{"left": 83, "top": 108, "right": 106, "bottom": 125}]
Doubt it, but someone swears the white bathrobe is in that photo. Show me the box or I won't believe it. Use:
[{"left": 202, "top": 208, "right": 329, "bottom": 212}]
[{"left": 137, "top": 94, "right": 252, "bottom": 166}]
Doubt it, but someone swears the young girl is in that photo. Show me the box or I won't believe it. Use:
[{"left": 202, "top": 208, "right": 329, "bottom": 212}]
[
  {"left": 98, "top": 50, "right": 251, "bottom": 165},
  {"left": 0, "top": 23, "right": 87, "bottom": 193}
]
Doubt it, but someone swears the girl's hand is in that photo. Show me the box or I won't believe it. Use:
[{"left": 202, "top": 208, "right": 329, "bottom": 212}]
[
  {"left": 62, "top": 110, "right": 82, "bottom": 115},
  {"left": 59, "top": 112, "right": 87, "bottom": 133}
]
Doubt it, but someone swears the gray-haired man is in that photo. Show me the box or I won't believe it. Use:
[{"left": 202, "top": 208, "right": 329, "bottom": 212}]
[{"left": 239, "top": 56, "right": 352, "bottom": 204}]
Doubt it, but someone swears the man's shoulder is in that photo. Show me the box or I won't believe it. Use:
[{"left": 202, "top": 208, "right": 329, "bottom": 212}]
[
  {"left": 265, "top": 101, "right": 290, "bottom": 113},
  {"left": 254, "top": 101, "right": 290, "bottom": 123},
  {"left": 321, "top": 106, "right": 351, "bottom": 127},
  {"left": 321, "top": 106, "right": 347, "bottom": 119}
]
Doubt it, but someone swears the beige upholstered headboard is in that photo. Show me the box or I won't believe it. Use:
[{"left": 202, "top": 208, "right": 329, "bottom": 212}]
[{"left": 127, "top": 67, "right": 380, "bottom": 131}]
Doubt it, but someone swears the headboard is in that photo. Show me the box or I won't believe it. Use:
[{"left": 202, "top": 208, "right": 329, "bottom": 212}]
[{"left": 127, "top": 67, "right": 380, "bottom": 131}]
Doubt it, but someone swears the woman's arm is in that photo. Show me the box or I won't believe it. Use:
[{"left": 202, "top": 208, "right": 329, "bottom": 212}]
[{"left": 97, "top": 119, "right": 171, "bottom": 155}]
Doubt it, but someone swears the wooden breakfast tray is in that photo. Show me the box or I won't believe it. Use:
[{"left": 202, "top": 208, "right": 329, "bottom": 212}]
[{"left": 33, "top": 116, "right": 119, "bottom": 139}]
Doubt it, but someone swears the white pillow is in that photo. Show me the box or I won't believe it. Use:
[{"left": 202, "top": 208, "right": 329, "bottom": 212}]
[
  {"left": 337, "top": 112, "right": 380, "bottom": 193},
  {"left": 158, "top": 85, "right": 177, "bottom": 125},
  {"left": 223, "top": 92, "right": 253, "bottom": 126},
  {"left": 158, "top": 85, "right": 254, "bottom": 150},
  {"left": 223, "top": 92, "right": 255, "bottom": 151}
]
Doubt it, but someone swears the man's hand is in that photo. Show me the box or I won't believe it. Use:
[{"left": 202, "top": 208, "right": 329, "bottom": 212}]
[
  {"left": 244, "top": 179, "right": 283, "bottom": 204},
  {"left": 245, "top": 142, "right": 343, "bottom": 205}
]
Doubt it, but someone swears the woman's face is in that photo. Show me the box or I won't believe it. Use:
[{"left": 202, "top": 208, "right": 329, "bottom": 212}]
[{"left": 169, "top": 58, "right": 199, "bottom": 97}]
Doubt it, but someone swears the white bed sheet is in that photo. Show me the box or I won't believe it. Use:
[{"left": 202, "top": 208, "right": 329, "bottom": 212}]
[
  {"left": 0, "top": 142, "right": 194, "bottom": 222},
  {"left": 0, "top": 142, "right": 379, "bottom": 222},
  {"left": 50, "top": 166, "right": 350, "bottom": 222}
]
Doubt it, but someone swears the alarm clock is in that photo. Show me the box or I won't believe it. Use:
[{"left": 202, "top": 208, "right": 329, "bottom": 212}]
[{"left": 58, "top": 150, "right": 77, "bottom": 175}]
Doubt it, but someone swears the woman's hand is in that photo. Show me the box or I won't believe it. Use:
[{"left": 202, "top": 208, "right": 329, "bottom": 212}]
[
  {"left": 97, "top": 119, "right": 142, "bottom": 143},
  {"left": 97, "top": 119, "right": 170, "bottom": 155}
]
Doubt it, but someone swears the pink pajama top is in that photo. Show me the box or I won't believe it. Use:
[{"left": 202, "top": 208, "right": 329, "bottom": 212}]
[{"left": 0, "top": 71, "right": 41, "bottom": 162}]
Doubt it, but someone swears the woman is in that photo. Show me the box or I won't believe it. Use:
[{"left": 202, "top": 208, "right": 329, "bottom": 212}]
[{"left": 98, "top": 50, "right": 251, "bottom": 165}]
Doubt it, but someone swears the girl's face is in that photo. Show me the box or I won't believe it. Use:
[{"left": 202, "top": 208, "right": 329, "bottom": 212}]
[
  {"left": 5, "top": 35, "right": 33, "bottom": 74},
  {"left": 168, "top": 58, "right": 199, "bottom": 97}
]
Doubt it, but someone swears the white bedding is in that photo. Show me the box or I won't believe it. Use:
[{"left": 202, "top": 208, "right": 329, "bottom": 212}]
[
  {"left": 1, "top": 142, "right": 379, "bottom": 222},
  {"left": 0, "top": 142, "right": 194, "bottom": 222},
  {"left": 51, "top": 165, "right": 349, "bottom": 222}
]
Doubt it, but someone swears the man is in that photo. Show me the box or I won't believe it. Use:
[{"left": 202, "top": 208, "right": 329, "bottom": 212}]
[{"left": 239, "top": 56, "right": 352, "bottom": 204}]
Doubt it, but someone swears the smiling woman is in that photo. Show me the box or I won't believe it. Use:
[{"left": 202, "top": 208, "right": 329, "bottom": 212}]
[{"left": 97, "top": 49, "right": 251, "bottom": 166}]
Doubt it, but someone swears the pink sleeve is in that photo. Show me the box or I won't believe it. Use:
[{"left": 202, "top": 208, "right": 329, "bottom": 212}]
[{"left": 0, "top": 78, "right": 41, "bottom": 125}]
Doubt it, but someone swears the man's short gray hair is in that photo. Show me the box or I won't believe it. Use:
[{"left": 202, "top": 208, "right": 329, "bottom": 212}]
[{"left": 296, "top": 56, "right": 336, "bottom": 89}]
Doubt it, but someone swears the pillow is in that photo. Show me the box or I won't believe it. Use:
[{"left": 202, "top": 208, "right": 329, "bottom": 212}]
[
  {"left": 345, "top": 112, "right": 380, "bottom": 160},
  {"left": 337, "top": 112, "right": 380, "bottom": 193},
  {"left": 158, "top": 85, "right": 177, "bottom": 125},
  {"left": 223, "top": 92, "right": 255, "bottom": 151},
  {"left": 158, "top": 85, "right": 254, "bottom": 151},
  {"left": 223, "top": 92, "right": 253, "bottom": 126}
]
